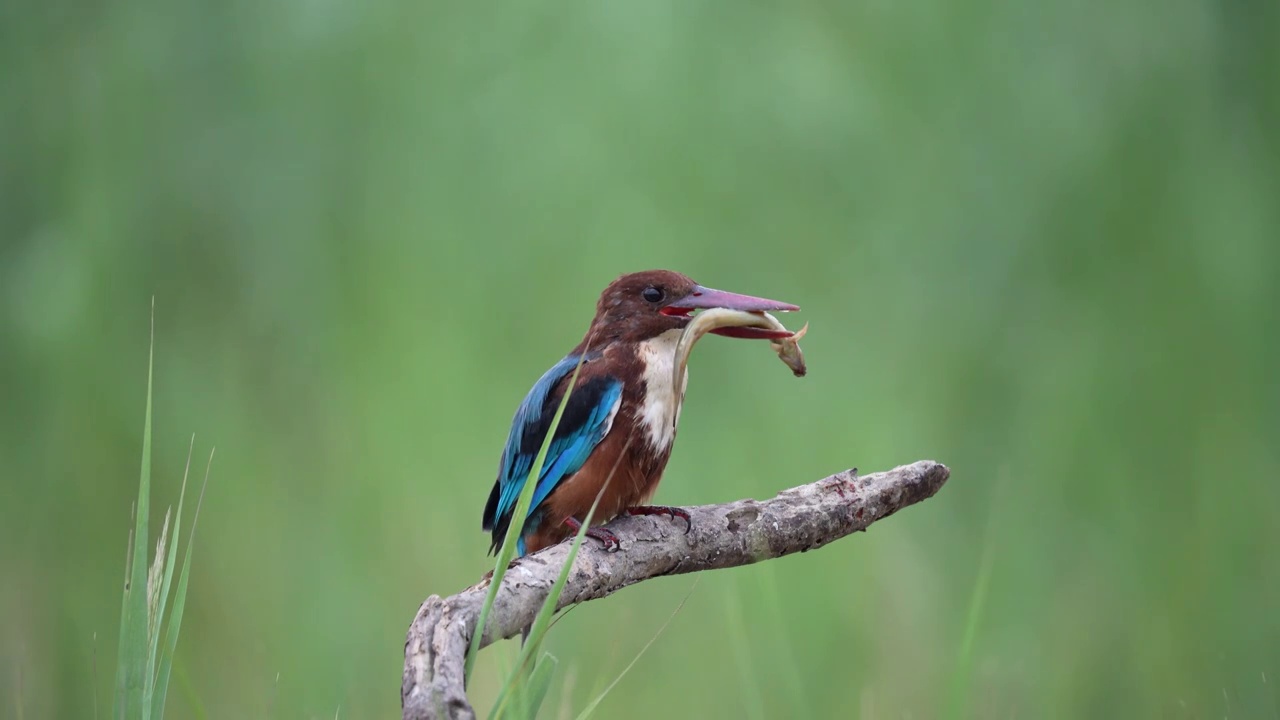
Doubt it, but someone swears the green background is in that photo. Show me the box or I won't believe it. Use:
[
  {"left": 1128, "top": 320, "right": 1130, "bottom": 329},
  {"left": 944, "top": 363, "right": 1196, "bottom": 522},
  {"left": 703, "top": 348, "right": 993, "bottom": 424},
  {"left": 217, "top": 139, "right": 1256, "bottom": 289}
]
[{"left": 3, "top": 0, "right": 1278, "bottom": 717}]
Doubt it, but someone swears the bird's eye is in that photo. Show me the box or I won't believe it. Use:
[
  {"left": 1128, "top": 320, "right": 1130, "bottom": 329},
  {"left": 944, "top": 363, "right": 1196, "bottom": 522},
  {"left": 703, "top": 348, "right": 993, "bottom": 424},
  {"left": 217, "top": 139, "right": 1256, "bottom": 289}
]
[{"left": 642, "top": 286, "right": 665, "bottom": 303}]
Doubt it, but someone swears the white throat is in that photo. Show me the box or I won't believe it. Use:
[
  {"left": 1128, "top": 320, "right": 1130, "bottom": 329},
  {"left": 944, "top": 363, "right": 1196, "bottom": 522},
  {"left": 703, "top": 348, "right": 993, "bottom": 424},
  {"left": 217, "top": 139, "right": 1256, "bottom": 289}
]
[{"left": 636, "top": 329, "right": 687, "bottom": 452}]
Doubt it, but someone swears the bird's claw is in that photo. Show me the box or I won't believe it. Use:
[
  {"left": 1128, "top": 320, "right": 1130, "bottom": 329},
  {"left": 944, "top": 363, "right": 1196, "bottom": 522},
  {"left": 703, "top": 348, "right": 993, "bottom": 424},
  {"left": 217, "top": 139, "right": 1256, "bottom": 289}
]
[
  {"left": 586, "top": 527, "right": 622, "bottom": 552},
  {"left": 563, "top": 516, "right": 622, "bottom": 552},
  {"left": 625, "top": 505, "right": 693, "bottom": 534}
]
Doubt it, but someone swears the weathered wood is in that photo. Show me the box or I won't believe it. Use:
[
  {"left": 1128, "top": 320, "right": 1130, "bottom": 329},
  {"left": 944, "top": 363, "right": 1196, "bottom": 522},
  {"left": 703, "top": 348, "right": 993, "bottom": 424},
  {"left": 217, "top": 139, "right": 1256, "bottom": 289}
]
[{"left": 402, "top": 460, "right": 951, "bottom": 720}]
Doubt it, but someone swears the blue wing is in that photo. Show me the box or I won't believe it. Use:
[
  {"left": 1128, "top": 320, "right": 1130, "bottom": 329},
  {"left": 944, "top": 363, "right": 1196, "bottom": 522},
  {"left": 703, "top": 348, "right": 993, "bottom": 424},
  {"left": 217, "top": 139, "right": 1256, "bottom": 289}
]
[{"left": 482, "top": 352, "right": 623, "bottom": 555}]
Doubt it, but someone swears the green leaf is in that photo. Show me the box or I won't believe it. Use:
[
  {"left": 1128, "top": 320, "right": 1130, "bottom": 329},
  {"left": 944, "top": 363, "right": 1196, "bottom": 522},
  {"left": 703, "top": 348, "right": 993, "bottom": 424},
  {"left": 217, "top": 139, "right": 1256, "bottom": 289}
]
[
  {"left": 573, "top": 580, "right": 697, "bottom": 720},
  {"left": 174, "top": 660, "right": 209, "bottom": 720},
  {"left": 945, "top": 501, "right": 996, "bottom": 720},
  {"left": 116, "top": 297, "right": 156, "bottom": 720},
  {"left": 521, "top": 653, "right": 558, "bottom": 720},
  {"left": 465, "top": 349, "right": 590, "bottom": 681},
  {"left": 153, "top": 445, "right": 213, "bottom": 717},
  {"left": 113, "top": 512, "right": 136, "bottom": 719},
  {"left": 142, "top": 507, "right": 171, "bottom": 711},
  {"left": 488, "top": 430, "right": 628, "bottom": 720},
  {"left": 488, "top": 510, "right": 590, "bottom": 719},
  {"left": 143, "top": 437, "right": 192, "bottom": 715}
]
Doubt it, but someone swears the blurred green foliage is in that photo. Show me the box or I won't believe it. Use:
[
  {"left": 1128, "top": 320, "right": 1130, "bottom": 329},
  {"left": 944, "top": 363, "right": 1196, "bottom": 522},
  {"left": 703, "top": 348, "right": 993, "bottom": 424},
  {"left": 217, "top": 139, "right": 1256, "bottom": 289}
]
[{"left": 3, "top": 0, "right": 1278, "bottom": 717}]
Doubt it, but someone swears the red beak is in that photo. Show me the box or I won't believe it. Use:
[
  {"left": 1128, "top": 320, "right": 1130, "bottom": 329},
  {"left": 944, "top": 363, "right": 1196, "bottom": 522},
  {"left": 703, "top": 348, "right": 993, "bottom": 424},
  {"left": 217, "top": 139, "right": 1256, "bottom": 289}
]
[{"left": 663, "top": 285, "right": 799, "bottom": 339}]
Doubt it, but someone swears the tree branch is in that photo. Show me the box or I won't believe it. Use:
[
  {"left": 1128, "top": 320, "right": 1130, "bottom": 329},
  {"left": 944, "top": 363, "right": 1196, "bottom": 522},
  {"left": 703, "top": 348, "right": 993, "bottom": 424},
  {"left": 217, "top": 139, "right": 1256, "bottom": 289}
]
[{"left": 401, "top": 460, "right": 951, "bottom": 720}]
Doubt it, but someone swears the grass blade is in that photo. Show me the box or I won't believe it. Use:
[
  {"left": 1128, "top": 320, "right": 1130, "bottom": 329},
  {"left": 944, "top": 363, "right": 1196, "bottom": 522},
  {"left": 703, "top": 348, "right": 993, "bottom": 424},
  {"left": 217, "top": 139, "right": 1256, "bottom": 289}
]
[
  {"left": 143, "top": 507, "right": 171, "bottom": 709},
  {"left": 117, "top": 297, "right": 156, "bottom": 720},
  {"left": 517, "top": 653, "right": 558, "bottom": 720},
  {"left": 153, "top": 447, "right": 214, "bottom": 718},
  {"left": 573, "top": 579, "right": 698, "bottom": 720},
  {"left": 490, "top": 426, "right": 636, "bottom": 719},
  {"left": 488, "top": 495, "right": 597, "bottom": 719},
  {"left": 93, "top": 632, "right": 99, "bottom": 720},
  {"left": 147, "top": 436, "right": 193, "bottom": 698},
  {"left": 945, "top": 470, "right": 1005, "bottom": 720},
  {"left": 722, "top": 587, "right": 765, "bottom": 720},
  {"left": 114, "top": 511, "right": 136, "bottom": 718},
  {"left": 465, "top": 347, "right": 591, "bottom": 681},
  {"left": 945, "top": 517, "right": 994, "bottom": 720},
  {"left": 488, "top": 432, "right": 636, "bottom": 720},
  {"left": 174, "top": 661, "right": 209, "bottom": 720}
]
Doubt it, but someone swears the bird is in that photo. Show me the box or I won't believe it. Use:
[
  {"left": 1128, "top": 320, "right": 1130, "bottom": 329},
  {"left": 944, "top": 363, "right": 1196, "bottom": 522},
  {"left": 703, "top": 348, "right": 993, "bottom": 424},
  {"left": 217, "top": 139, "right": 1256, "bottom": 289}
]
[{"left": 481, "top": 269, "right": 799, "bottom": 557}]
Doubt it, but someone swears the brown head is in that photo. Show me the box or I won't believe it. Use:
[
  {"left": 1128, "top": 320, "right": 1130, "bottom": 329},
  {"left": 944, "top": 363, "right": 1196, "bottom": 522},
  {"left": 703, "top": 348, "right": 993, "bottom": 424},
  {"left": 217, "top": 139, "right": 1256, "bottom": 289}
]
[{"left": 580, "top": 269, "right": 799, "bottom": 346}]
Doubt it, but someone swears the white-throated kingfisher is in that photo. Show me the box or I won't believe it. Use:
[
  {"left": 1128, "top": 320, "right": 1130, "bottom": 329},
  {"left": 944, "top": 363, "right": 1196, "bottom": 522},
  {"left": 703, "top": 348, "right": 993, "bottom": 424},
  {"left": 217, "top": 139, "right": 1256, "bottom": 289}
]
[{"left": 482, "top": 270, "right": 799, "bottom": 557}]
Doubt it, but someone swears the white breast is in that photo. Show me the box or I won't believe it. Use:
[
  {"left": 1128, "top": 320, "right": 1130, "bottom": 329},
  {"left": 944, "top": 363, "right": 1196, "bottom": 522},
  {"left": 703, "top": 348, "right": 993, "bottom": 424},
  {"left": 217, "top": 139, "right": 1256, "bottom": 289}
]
[{"left": 636, "top": 329, "right": 688, "bottom": 453}]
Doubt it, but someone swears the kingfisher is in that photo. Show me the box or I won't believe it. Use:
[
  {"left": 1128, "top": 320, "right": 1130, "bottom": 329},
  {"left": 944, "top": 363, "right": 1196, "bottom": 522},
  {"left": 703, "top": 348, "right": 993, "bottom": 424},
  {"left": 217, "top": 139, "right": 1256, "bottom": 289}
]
[{"left": 481, "top": 269, "right": 799, "bottom": 557}]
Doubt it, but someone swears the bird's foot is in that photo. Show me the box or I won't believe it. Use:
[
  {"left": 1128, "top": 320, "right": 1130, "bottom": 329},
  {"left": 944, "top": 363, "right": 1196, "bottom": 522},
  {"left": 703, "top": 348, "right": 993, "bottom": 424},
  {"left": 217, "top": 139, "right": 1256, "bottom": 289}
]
[
  {"left": 625, "top": 505, "right": 692, "bottom": 534},
  {"left": 563, "top": 516, "right": 621, "bottom": 552}
]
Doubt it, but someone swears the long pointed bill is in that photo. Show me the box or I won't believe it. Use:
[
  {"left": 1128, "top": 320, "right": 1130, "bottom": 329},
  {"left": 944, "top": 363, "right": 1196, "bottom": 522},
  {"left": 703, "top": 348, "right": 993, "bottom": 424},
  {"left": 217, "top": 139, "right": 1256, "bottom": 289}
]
[
  {"left": 666, "top": 285, "right": 800, "bottom": 313},
  {"left": 663, "top": 285, "right": 800, "bottom": 340}
]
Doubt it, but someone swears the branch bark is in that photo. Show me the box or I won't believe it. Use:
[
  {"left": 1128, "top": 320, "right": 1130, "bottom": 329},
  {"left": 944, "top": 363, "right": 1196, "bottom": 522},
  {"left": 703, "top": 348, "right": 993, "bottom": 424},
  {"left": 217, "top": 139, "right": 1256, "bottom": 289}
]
[{"left": 401, "top": 460, "right": 950, "bottom": 720}]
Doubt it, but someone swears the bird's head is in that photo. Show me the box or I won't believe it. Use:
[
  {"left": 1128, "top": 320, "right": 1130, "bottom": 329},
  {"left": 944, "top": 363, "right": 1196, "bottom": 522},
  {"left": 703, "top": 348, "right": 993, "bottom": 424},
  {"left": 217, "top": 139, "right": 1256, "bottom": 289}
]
[{"left": 585, "top": 269, "right": 799, "bottom": 345}]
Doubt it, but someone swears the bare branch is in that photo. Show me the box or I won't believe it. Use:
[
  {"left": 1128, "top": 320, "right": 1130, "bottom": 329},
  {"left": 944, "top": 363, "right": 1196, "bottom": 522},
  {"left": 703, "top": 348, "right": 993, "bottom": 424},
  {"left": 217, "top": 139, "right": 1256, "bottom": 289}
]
[{"left": 402, "top": 460, "right": 951, "bottom": 720}]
